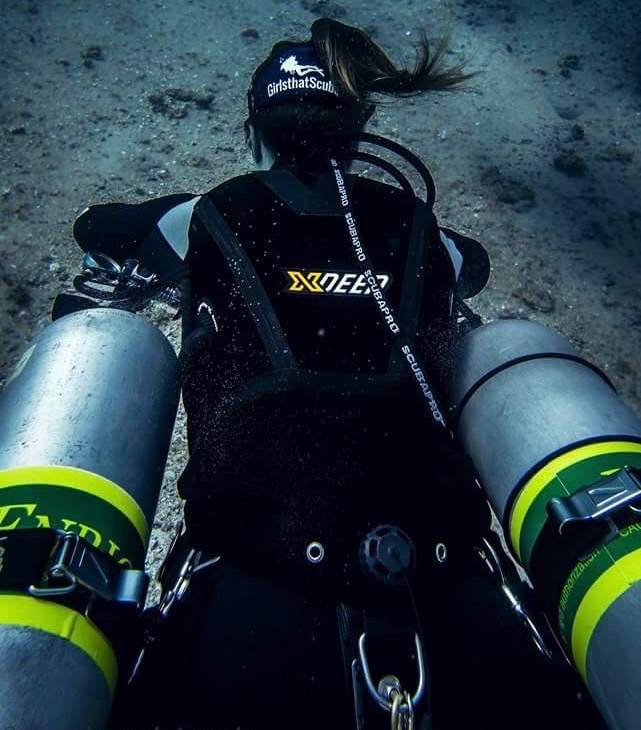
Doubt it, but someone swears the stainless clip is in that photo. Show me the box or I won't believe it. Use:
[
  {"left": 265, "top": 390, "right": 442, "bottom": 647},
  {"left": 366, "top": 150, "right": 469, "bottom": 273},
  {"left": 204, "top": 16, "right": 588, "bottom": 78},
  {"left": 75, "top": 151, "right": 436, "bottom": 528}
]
[{"left": 357, "top": 632, "right": 425, "bottom": 715}]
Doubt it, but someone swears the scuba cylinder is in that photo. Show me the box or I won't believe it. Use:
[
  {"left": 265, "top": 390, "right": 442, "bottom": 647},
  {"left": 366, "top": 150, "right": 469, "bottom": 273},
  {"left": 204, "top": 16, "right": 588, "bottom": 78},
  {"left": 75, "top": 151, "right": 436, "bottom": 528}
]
[
  {"left": 450, "top": 318, "right": 641, "bottom": 730},
  {"left": 0, "top": 308, "right": 180, "bottom": 730}
]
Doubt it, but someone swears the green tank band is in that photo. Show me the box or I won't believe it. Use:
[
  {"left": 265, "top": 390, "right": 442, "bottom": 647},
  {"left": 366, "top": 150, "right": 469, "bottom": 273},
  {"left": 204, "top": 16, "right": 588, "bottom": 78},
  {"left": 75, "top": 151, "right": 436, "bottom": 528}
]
[
  {"left": 558, "top": 525, "right": 641, "bottom": 644},
  {"left": 509, "top": 442, "right": 641, "bottom": 567},
  {"left": 0, "top": 466, "right": 149, "bottom": 568},
  {"left": 0, "top": 594, "right": 118, "bottom": 696},
  {"left": 563, "top": 544, "right": 641, "bottom": 681}
]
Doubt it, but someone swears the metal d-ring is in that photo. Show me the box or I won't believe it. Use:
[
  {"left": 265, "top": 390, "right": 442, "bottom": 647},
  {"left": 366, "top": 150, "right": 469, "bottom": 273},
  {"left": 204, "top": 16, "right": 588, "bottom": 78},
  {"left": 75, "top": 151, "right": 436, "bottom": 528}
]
[{"left": 357, "top": 632, "right": 426, "bottom": 712}]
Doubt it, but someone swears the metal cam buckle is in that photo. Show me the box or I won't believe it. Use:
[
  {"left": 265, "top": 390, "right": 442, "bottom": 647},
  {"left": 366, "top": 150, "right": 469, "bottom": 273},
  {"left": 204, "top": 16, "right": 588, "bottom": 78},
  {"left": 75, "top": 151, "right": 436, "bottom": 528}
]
[
  {"left": 28, "top": 531, "right": 148, "bottom": 609},
  {"left": 548, "top": 466, "right": 641, "bottom": 548}
]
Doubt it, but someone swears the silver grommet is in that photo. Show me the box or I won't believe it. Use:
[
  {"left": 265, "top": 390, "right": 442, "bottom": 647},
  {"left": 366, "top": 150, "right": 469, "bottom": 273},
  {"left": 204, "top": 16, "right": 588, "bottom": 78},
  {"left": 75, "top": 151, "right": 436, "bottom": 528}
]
[
  {"left": 435, "top": 543, "right": 448, "bottom": 563},
  {"left": 306, "top": 541, "right": 325, "bottom": 563}
]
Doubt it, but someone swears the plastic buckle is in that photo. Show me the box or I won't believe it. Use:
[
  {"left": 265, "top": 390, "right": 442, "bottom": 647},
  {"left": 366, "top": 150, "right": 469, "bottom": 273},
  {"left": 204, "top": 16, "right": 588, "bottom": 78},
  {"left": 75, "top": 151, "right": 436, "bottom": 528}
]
[
  {"left": 547, "top": 466, "right": 641, "bottom": 548},
  {"left": 28, "top": 531, "right": 148, "bottom": 610}
]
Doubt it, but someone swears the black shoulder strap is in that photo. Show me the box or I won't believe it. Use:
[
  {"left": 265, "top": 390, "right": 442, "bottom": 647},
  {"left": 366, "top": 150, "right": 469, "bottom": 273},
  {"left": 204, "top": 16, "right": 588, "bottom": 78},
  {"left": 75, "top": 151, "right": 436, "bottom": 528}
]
[
  {"left": 252, "top": 169, "right": 349, "bottom": 215},
  {"left": 387, "top": 199, "right": 433, "bottom": 373},
  {"left": 254, "top": 155, "right": 415, "bottom": 215},
  {"left": 195, "top": 196, "right": 297, "bottom": 370}
]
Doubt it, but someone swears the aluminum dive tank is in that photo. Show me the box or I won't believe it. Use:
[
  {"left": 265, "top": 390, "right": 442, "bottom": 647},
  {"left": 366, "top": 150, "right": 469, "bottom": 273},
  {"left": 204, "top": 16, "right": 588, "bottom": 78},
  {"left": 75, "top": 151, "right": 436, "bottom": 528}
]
[
  {"left": 0, "top": 308, "right": 180, "bottom": 730},
  {"left": 450, "top": 318, "right": 641, "bottom": 730}
]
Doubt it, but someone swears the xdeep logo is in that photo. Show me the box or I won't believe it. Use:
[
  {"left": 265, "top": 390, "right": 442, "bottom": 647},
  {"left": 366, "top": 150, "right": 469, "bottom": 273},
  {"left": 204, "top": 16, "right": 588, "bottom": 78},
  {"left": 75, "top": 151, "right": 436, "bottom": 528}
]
[
  {"left": 267, "top": 55, "right": 339, "bottom": 99},
  {"left": 284, "top": 269, "right": 392, "bottom": 296}
]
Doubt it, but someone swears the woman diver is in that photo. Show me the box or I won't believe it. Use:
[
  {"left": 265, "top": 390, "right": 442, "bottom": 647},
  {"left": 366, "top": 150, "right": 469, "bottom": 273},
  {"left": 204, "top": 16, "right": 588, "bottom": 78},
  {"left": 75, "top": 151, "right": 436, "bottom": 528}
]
[{"left": 68, "top": 17, "right": 607, "bottom": 730}]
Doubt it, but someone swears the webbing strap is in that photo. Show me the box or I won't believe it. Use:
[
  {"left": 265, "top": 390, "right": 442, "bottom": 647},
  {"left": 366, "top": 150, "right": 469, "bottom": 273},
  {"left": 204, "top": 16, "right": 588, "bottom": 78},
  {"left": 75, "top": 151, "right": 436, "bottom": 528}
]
[
  {"left": 387, "top": 200, "right": 431, "bottom": 373},
  {"left": 212, "top": 370, "right": 412, "bottom": 417},
  {"left": 196, "top": 196, "right": 296, "bottom": 369}
]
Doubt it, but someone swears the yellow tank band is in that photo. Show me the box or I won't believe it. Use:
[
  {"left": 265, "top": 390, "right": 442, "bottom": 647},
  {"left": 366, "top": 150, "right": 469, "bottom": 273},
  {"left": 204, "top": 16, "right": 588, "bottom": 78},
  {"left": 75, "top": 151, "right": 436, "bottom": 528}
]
[
  {"left": 509, "top": 442, "right": 641, "bottom": 563},
  {"left": 0, "top": 594, "right": 118, "bottom": 696},
  {"left": 0, "top": 465, "right": 148, "bottom": 547},
  {"left": 571, "top": 547, "right": 641, "bottom": 681}
]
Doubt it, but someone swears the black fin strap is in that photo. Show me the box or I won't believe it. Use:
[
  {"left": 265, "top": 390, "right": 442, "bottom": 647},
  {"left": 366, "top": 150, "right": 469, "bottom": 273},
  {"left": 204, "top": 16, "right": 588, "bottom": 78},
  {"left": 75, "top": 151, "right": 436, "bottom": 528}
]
[{"left": 387, "top": 201, "right": 431, "bottom": 374}]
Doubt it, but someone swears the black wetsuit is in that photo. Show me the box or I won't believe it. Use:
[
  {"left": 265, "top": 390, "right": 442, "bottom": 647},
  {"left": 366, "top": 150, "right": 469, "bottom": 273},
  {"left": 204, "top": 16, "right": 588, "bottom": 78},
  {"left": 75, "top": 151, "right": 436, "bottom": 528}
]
[{"left": 72, "top": 163, "right": 606, "bottom": 730}]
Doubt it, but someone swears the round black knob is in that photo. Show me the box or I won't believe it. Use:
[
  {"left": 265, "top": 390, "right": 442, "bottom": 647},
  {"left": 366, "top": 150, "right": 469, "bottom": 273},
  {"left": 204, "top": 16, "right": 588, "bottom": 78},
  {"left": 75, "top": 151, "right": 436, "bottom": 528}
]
[{"left": 359, "top": 524, "right": 416, "bottom": 585}]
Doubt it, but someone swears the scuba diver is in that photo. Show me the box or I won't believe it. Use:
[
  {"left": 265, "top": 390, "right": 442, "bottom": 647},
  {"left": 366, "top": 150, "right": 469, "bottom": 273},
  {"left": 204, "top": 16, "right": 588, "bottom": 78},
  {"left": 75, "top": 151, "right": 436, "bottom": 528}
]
[{"left": 51, "top": 17, "right": 612, "bottom": 730}]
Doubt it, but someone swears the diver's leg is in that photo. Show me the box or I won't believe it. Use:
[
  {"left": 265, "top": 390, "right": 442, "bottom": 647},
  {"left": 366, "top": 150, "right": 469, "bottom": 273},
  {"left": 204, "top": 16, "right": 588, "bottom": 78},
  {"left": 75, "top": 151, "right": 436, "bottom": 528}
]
[{"left": 109, "top": 561, "right": 353, "bottom": 730}]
